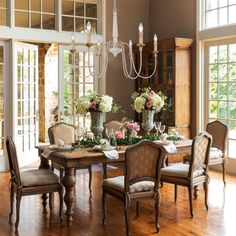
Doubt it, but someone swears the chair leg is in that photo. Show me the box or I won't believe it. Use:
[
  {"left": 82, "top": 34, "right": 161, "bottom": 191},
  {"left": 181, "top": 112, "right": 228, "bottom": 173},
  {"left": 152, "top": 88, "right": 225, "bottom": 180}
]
[
  {"left": 124, "top": 195, "right": 131, "bottom": 236},
  {"left": 188, "top": 186, "right": 194, "bottom": 217},
  {"left": 15, "top": 194, "right": 22, "bottom": 229},
  {"left": 88, "top": 165, "right": 92, "bottom": 195},
  {"left": 174, "top": 184, "right": 177, "bottom": 202},
  {"left": 59, "top": 188, "right": 64, "bottom": 223},
  {"left": 60, "top": 168, "right": 64, "bottom": 180},
  {"left": 41, "top": 193, "right": 48, "bottom": 208},
  {"left": 136, "top": 201, "right": 140, "bottom": 218},
  {"left": 222, "top": 162, "right": 226, "bottom": 185},
  {"left": 102, "top": 191, "right": 107, "bottom": 225},
  {"left": 49, "top": 193, "right": 54, "bottom": 211},
  {"left": 194, "top": 185, "right": 199, "bottom": 199},
  {"left": 9, "top": 184, "right": 14, "bottom": 222},
  {"left": 154, "top": 190, "right": 161, "bottom": 233},
  {"left": 203, "top": 182, "right": 209, "bottom": 210},
  {"left": 103, "top": 163, "right": 107, "bottom": 179}
]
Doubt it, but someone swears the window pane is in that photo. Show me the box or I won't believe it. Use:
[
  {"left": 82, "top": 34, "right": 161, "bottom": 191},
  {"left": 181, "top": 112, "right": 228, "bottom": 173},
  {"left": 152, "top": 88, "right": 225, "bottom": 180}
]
[
  {"left": 229, "top": 102, "right": 236, "bottom": 119},
  {"left": 219, "top": 83, "right": 228, "bottom": 100},
  {"left": 0, "top": 0, "right": 7, "bottom": 8},
  {"left": 206, "top": 0, "right": 218, "bottom": 10},
  {"left": 43, "top": 0, "right": 55, "bottom": 13},
  {"left": 209, "top": 64, "right": 218, "bottom": 81},
  {"left": 209, "top": 101, "right": 218, "bottom": 118},
  {"left": 75, "top": 2, "right": 84, "bottom": 16},
  {"left": 86, "top": 19, "right": 97, "bottom": 33},
  {"left": 86, "top": 3, "right": 97, "bottom": 18},
  {"left": 206, "top": 10, "right": 218, "bottom": 28},
  {"left": 0, "top": 9, "right": 6, "bottom": 26},
  {"left": 219, "top": 64, "right": 227, "bottom": 81},
  {"left": 0, "top": 65, "right": 3, "bottom": 82},
  {"left": 219, "top": 0, "right": 228, "bottom": 7},
  {"left": 75, "top": 18, "right": 84, "bottom": 32},
  {"left": 219, "top": 101, "right": 227, "bottom": 118},
  {"left": 209, "top": 83, "right": 218, "bottom": 99},
  {"left": 15, "top": 11, "right": 29, "bottom": 27},
  {"left": 62, "top": 16, "right": 74, "bottom": 31},
  {"left": 209, "top": 46, "right": 218, "bottom": 63},
  {"left": 15, "top": 0, "right": 29, "bottom": 10},
  {"left": 43, "top": 14, "right": 55, "bottom": 29},
  {"left": 229, "top": 121, "right": 236, "bottom": 139},
  {"left": 229, "top": 63, "right": 236, "bottom": 81},
  {"left": 229, "top": 44, "right": 236, "bottom": 62},
  {"left": 229, "top": 83, "right": 236, "bottom": 100},
  {"left": 219, "top": 7, "right": 227, "bottom": 25},
  {"left": 0, "top": 47, "right": 3, "bottom": 64},
  {"left": 229, "top": 140, "right": 236, "bottom": 158},
  {"left": 62, "top": 0, "right": 74, "bottom": 15},
  {"left": 31, "top": 0, "right": 41, "bottom": 11},
  {"left": 229, "top": 5, "right": 236, "bottom": 24},
  {"left": 229, "top": 0, "right": 236, "bottom": 4},
  {"left": 219, "top": 45, "right": 227, "bottom": 62},
  {"left": 31, "top": 13, "right": 41, "bottom": 29}
]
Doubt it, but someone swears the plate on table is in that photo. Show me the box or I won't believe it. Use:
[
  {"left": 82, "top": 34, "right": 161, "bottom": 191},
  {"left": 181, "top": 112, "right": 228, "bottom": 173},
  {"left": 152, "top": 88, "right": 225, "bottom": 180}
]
[
  {"left": 154, "top": 140, "right": 172, "bottom": 146},
  {"left": 92, "top": 145, "right": 116, "bottom": 151},
  {"left": 49, "top": 144, "right": 73, "bottom": 151}
]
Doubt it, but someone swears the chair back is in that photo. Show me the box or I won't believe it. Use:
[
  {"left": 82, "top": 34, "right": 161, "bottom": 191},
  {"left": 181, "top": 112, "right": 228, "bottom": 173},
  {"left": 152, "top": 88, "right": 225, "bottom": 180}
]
[
  {"left": 6, "top": 136, "right": 22, "bottom": 187},
  {"left": 189, "top": 132, "right": 212, "bottom": 177},
  {"left": 48, "top": 122, "right": 76, "bottom": 145},
  {"left": 124, "top": 140, "right": 165, "bottom": 192},
  {"left": 206, "top": 120, "right": 227, "bottom": 153},
  {"left": 103, "top": 120, "right": 123, "bottom": 132}
]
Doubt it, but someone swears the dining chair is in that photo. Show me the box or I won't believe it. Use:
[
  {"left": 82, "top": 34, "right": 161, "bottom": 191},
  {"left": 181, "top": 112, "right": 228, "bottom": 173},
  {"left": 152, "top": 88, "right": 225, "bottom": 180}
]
[
  {"left": 6, "top": 136, "right": 63, "bottom": 230},
  {"left": 183, "top": 120, "right": 228, "bottom": 184},
  {"left": 161, "top": 132, "right": 212, "bottom": 217},
  {"left": 102, "top": 140, "right": 165, "bottom": 236},
  {"left": 48, "top": 122, "right": 92, "bottom": 194},
  {"left": 103, "top": 119, "right": 124, "bottom": 179}
]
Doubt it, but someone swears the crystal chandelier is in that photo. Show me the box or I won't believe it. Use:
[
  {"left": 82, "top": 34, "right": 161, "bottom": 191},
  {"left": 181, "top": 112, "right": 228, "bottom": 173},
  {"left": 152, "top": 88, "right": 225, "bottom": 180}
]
[{"left": 71, "top": 0, "right": 158, "bottom": 80}]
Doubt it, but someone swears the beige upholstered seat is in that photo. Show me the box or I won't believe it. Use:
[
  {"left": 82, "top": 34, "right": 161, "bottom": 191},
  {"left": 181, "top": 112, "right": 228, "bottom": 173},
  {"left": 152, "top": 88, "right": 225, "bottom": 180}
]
[
  {"left": 48, "top": 122, "right": 92, "bottom": 193},
  {"left": 102, "top": 140, "right": 165, "bottom": 236},
  {"left": 183, "top": 121, "right": 227, "bottom": 184},
  {"left": 6, "top": 136, "right": 63, "bottom": 230},
  {"left": 161, "top": 132, "right": 212, "bottom": 217}
]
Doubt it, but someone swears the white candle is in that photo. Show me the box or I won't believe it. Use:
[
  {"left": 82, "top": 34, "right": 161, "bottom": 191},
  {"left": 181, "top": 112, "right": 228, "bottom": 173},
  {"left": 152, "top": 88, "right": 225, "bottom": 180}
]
[
  {"left": 129, "top": 40, "right": 132, "bottom": 55},
  {"left": 154, "top": 34, "right": 158, "bottom": 52},
  {"left": 87, "top": 21, "right": 92, "bottom": 44},
  {"left": 138, "top": 23, "right": 143, "bottom": 44}
]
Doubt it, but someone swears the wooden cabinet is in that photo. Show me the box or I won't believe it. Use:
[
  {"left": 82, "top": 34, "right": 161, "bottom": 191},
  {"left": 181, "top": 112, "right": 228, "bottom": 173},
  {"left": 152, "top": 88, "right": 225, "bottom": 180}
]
[{"left": 135, "top": 37, "right": 193, "bottom": 137}]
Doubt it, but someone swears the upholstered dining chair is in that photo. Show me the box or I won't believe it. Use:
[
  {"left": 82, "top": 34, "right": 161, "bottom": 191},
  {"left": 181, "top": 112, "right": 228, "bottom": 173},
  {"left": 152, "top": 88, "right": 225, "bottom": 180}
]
[
  {"left": 102, "top": 140, "right": 165, "bottom": 236},
  {"left": 183, "top": 120, "right": 228, "bottom": 184},
  {"left": 103, "top": 119, "right": 124, "bottom": 179},
  {"left": 48, "top": 122, "right": 92, "bottom": 194},
  {"left": 161, "top": 132, "right": 212, "bottom": 217},
  {"left": 6, "top": 136, "right": 63, "bottom": 230}
]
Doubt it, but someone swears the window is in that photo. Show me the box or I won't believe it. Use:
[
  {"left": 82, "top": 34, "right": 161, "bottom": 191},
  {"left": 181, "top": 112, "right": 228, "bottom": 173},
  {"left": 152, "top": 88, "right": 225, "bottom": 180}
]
[
  {"left": 0, "top": 45, "right": 4, "bottom": 154},
  {"left": 206, "top": 41, "right": 236, "bottom": 158},
  {"left": 62, "top": 0, "right": 98, "bottom": 32},
  {"left": 14, "top": 0, "right": 56, "bottom": 30},
  {"left": 0, "top": 0, "right": 7, "bottom": 26},
  {"left": 203, "top": 0, "right": 236, "bottom": 29},
  {"left": 62, "top": 49, "right": 94, "bottom": 128}
]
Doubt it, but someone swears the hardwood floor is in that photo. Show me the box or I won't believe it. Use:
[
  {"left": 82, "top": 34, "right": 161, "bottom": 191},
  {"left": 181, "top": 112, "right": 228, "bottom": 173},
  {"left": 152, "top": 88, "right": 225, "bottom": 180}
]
[{"left": 0, "top": 164, "right": 235, "bottom": 236}]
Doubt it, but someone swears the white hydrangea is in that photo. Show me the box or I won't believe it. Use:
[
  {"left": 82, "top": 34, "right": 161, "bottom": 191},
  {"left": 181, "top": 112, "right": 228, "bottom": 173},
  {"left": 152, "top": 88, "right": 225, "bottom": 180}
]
[
  {"left": 98, "top": 95, "right": 113, "bottom": 112},
  {"left": 134, "top": 96, "right": 146, "bottom": 113}
]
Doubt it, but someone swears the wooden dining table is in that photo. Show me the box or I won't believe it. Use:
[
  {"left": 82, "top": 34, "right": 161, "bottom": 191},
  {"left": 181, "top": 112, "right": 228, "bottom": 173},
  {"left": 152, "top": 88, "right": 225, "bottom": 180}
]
[{"left": 36, "top": 139, "right": 192, "bottom": 226}]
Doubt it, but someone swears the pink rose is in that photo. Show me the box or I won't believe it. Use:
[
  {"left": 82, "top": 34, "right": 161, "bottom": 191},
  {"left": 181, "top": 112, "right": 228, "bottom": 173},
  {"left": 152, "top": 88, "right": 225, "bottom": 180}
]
[
  {"left": 150, "top": 90, "right": 155, "bottom": 96},
  {"left": 146, "top": 101, "right": 153, "bottom": 109},
  {"left": 115, "top": 131, "right": 124, "bottom": 139},
  {"left": 90, "top": 102, "right": 97, "bottom": 109}
]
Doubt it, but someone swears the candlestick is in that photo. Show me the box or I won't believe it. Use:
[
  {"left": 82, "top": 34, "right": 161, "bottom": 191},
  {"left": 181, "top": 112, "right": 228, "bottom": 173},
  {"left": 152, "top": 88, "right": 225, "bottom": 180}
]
[
  {"left": 138, "top": 23, "right": 143, "bottom": 44},
  {"left": 154, "top": 34, "right": 158, "bottom": 52}
]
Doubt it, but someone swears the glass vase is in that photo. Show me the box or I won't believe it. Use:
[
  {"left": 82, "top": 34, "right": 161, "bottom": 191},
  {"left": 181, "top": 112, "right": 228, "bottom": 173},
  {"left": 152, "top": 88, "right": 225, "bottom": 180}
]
[
  {"left": 90, "top": 111, "right": 104, "bottom": 137},
  {"left": 141, "top": 110, "right": 155, "bottom": 134}
]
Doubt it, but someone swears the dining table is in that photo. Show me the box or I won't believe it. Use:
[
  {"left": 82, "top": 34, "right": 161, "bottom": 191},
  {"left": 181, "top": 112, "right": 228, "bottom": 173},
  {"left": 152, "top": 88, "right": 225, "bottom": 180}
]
[{"left": 36, "top": 139, "right": 192, "bottom": 226}]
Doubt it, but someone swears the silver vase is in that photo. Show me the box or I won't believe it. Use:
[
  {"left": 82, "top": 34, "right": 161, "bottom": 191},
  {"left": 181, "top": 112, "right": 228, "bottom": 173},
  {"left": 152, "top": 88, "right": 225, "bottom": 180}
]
[
  {"left": 90, "top": 111, "right": 104, "bottom": 137},
  {"left": 141, "top": 110, "right": 155, "bottom": 134}
]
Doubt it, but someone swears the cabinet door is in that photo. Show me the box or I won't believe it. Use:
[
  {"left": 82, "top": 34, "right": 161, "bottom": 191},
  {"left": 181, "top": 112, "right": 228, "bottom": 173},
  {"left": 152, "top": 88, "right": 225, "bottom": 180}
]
[{"left": 165, "top": 89, "right": 175, "bottom": 126}]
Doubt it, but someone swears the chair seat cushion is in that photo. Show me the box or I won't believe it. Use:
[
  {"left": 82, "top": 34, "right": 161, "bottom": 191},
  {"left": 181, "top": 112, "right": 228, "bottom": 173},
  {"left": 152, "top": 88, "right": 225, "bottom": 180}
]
[
  {"left": 161, "top": 163, "right": 204, "bottom": 179},
  {"left": 21, "top": 169, "right": 60, "bottom": 187},
  {"left": 210, "top": 147, "right": 223, "bottom": 159},
  {"left": 103, "top": 176, "right": 154, "bottom": 193}
]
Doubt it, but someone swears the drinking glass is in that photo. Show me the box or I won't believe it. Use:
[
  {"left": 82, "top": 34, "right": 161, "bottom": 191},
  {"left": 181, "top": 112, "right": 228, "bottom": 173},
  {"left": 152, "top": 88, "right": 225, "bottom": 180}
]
[
  {"left": 75, "top": 127, "right": 87, "bottom": 147},
  {"left": 154, "top": 122, "right": 162, "bottom": 135},
  {"left": 158, "top": 124, "right": 166, "bottom": 135}
]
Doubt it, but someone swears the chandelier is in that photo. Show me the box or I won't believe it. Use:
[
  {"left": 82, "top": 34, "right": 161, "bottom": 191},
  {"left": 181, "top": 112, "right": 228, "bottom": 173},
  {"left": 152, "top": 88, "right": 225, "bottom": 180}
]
[{"left": 71, "top": 0, "right": 158, "bottom": 80}]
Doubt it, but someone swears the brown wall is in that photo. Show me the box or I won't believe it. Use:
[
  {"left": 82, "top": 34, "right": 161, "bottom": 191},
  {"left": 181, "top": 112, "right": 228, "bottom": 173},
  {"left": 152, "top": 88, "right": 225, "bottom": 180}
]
[
  {"left": 105, "top": 0, "right": 150, "bottom": 121},
  {"left": 149, "top": 0, "right": 197, "bottom": 137}
]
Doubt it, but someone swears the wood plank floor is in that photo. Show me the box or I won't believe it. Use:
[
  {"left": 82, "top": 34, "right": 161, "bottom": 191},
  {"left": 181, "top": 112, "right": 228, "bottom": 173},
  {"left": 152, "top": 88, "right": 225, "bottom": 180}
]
[{"left": 0, "top": 164, "right": 235, "bottom": 236}]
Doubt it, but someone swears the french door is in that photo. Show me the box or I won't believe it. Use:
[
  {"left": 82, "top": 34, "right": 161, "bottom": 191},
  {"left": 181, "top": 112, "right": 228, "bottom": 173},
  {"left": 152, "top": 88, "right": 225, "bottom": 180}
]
[{"left": 13, "top": 42, "right": 39, "bottom": 166}]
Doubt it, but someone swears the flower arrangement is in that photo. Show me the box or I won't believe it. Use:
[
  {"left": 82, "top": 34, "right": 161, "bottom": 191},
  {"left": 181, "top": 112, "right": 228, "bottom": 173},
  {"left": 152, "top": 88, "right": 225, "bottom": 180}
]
[
  {"left": 131, "top": 87, "right": 165, "bottom": 113},
  {"left": 122, "top": 121, "right": 140, "bottom": 139},
  {"left": 75, "top": 90, "right": 121, "bottom": 115}
]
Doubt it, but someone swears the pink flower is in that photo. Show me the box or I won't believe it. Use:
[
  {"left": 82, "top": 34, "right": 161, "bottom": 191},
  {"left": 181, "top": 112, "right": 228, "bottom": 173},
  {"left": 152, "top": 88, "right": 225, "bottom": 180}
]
[
  {"left": 150, "top": 90, "right": 155, "bottom": 96},
  {"left": 90, "top": 102, "right": 97, "bottom": 109},
  {"left": 146, "top": 101, "right": 153, "bottom": 109},
  {"left": 115, "top": 131, "right": 124, "bottom": 139}
]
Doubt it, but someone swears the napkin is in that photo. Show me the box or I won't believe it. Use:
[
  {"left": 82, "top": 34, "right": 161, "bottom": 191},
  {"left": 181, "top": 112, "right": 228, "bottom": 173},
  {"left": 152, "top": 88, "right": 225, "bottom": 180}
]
[
  {"left": 41, "top": 148, "right": 54, "bottom": 159},
  {"left": 163, "top": 143, "right": 177, "bottom": 153},
  {"left": 210, "top": 147, "right": 223, "bottom": 158},
  {"left": 103, "top": 149, "right": 119, "bottom": 160}
]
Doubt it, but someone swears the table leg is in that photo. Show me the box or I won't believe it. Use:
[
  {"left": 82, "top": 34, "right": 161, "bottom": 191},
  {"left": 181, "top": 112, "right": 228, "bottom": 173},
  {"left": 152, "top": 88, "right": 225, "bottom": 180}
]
[
  {"left": 39, "top": 156, "right": 50, "bottom": 169},
  {"left": 62, "top": 167, "right": 76, "bottom": 226}
]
